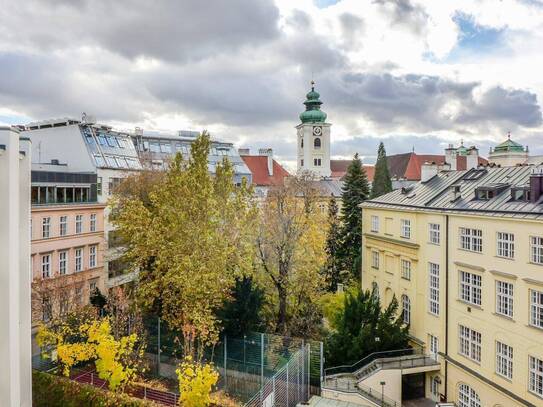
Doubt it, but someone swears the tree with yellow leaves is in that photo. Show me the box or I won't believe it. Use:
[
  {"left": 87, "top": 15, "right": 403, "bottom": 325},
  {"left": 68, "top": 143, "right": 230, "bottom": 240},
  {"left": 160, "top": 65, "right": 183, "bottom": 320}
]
[
  {"left": 176, "top": 356, "right": 219, "bottom": 407},
  {"left": 111, "top": 132, "right": 257, "bottom": 360}
]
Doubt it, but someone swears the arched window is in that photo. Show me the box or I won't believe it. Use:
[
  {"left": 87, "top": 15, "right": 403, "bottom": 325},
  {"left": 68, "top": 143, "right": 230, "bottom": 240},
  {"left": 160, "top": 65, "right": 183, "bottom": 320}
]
[
  {"left": 301, "top": 138, "right": 304, "bottom": 148},
  {"left": 314, "top": 137, "right": 321, "bottom": 149},
  {"left": 458, "top": 384, "right": 481, "bottom": 407},
  {"left": 402, "top": 294, "right": 411, "bottom": 324},
  {"left": 371, "top": 282, "right": 379, "bottom": 300}
]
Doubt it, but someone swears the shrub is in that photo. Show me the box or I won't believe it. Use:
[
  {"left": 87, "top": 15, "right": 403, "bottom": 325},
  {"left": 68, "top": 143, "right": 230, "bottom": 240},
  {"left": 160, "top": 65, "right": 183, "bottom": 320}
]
[{"left": 32, "top": 370, "right": 156, "bottom": 407}]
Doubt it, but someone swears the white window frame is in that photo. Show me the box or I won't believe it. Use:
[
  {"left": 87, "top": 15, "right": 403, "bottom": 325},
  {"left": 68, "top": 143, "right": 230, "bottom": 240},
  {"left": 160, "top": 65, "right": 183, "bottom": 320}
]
[
  {"left": 42, "top": 217, "right": 51, "bottom": 238},
  {"left": 431, "top": 376, "right": 440, "bottom": 398},
  {"left": 429, "top": 334, "right": 439, "bottom": 360},
  {"left": 429, "top": 223, "right": 440, "bottom": 245},
  {"left": 459, "top": 227, "right": 482, "bottom": 252},
  {"left": 59, "top": 215, "right": 67, "bottom": 236},
  {"left": 90, "top": 213, "right": 97, "bottom": 232},
  {"left": 529, "top": 355, "right": 543, "bottom": 397},
  {"left": 75, "top": 214, "right": 83, "bottom": 234},
  {"left": 371, "top": 251, "right": 379, "bottom": 269},
  {"left": 400, "top": 219, "right": 411, "bottom": 239},
  {"left": 496, "top": 341, "right": 513, "bottom": 380},
  {"left": 460, "top": 271, "right": 482, "bottom": 306},
  {"left": 371, "top": 215, "right": 379, "bottom": 233},
  {"left": 401, "top": 259, "right": 411, "bottom": 280},
  {"left": 459, "top": 325, "right": 481, "bottom": 363},
  {"left": 89, "top": 245, "right": 97, "bottom": 268},
  {"left": 458, "top": 384, "right": 481, "bottom": 407},
  {"left": 41, "top": 254, "right": 51, "bottom": 278},
  {"left": 75, "top": 248, "right": 83, "bottom": 272},
  {"left": 496, "top": 280, "right": 513, "bottom": 318},
  {"left": 531, "top": 236, "right": 543, "bottom": 265},
  {"left": 496, "top": 232, "right": 514, "bottom": 259},
  {"left": 402, "top": 295, "right": 411, "bottom": 325},
  {"left": 59, "top": 250, "right": 67, "bottom": 275},
  {"left": 530, "top": 289, "right": 543, "bottom": 329},
  {"left": 429, "top": 263, "right": 440, "bottom": 316}
]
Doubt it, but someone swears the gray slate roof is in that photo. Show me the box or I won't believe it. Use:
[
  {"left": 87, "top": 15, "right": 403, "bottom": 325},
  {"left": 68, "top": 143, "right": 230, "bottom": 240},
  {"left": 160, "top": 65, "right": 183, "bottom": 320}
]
[{"left": 362, "top": 165, "right": 543, "bottom": 219}]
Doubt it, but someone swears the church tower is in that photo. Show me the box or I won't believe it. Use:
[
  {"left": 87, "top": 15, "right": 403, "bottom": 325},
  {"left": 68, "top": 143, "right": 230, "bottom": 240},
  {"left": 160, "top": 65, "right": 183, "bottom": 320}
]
[{"left": 296, "top": 81, "right": 331, "bottom": 178}]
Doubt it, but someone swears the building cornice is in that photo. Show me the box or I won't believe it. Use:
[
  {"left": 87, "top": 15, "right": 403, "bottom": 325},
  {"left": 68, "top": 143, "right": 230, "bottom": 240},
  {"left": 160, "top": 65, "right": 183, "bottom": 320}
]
[{"left": 363, "top": 233, "right": 420, "bottom": 249}]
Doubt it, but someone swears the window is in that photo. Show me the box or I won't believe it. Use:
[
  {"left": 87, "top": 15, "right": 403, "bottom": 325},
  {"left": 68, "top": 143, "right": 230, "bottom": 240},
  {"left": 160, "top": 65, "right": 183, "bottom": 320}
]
[
  {"left": 75, "top": 248, "right": 83, "bottom": 272},
  {"left": 59, "top": 215, "right": 67, "bottom": 236},
  {"left": 496, "top": 341, "right": 513, "bottom": 379},
  {"left": 314, "top": 138, "right": 321, "bottom": 149},
  {"left": 531, "top": 236, "right": 543, "bottom": 264},
  {"left": 459, "top": 227, "right": 482, "bottom": 252},
  {"left": 313, "top": 158, "right": 322, "bottom": 166},
  {"left": 458, "top": 384, "right": 481, "bottom": 407},
  {"left": 75, "top": 214, "right": 83, "bottom": 234},
  {"left": 300, "top": 159, "right": 304, "bottom": 167},
  {"left": 497, "top": 232, "right": 514, "bottom": 259},
  {"left": 300, "top": 138, "right": 303, "bottom": 148},
  {"left": 89, "top": 280, "right": 98, "bottom": 299},
  {"left": 429, "top": 223, "right": 440, "bottom": 244},
  {"left": 496, "top": 281, "right": 513, "bottom": 318},
  {"left": 402, "top": 295, "right": 410, "bottom": 325},
  {"left": 59, "top": 251, "right": 67, "bottom": 275},
  {"left": 42, "top": 297, "right": 52, "bottom": 322},
  {"left": 401, "top": 259, "right": 411, "bottom": 280},
  {"left": 429, "top": 263, "right": 440, "bottom": 316},
  {"left": 460, "top": 271, "right": 482, "bottom": 306},
  {"left": 371, "top": 251, "right": 379, "bottom": 269},
  {"left": 97, "top": 177, "right": 103, "bottom": 195},
  {"left": 530, "top": 289, "right": 543, "bottom": 329},
  {"left": 75, "top": 286, "right": 83, "bottom": 306},
  {"left": 431, "top": 376, "right": 440, "bottom": 397},
  {"left": 160, "top": 142, "right": 172, "bottom": 153},
  {"left": 41, "top": 254, "right": 51, "bottom": 278},
  {"left": 371, "top": 282, "right": 379, "bottom": 299},
  {"left": 429, "top": 335, "right": 439, "bottom": 359},
  {"left": 459, "top": 325, "right": 481, "bottom": 362},
  {"left": 90, "top": 214, "right": 97, "bottom": 232},
  {"left": 371, "top": 215, "right": 379, "bottom": 232},
  {"left": 400, "top": 219, "right": 411, "bottom": 239},
  {"left": 529, "top": 356, "right": 543, "bottom": 397},
  {"left": 42, "top": 217, "right": 51, "bottom": 238},
  {"left": 89, "top": 245, "right": 97, "bottom": 268},
  {"left": 93, "top": 154, "right": 105, "bottom": 167}
]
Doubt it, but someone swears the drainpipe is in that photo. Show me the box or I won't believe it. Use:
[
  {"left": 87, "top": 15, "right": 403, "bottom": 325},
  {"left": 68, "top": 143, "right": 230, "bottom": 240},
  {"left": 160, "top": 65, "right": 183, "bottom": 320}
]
[{"left": 444, "top": 214, "right": 449, "bottom": 401}]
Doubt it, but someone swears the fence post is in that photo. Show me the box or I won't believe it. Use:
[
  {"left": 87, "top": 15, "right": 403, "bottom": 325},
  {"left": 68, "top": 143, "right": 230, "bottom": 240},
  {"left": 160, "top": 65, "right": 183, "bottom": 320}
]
[
  {"left": 144, "top": 385, "right": 147, "bottom": 399},
  {"left": 260, "top": 332, "right": 265, "bottom": 387},
  {"left": 91, "top": 372, "right": 93, "bottom": 386},
  {"left": 307, "top": 343, "right": 311, "bottom": 399},
  {"left": 320, "top": 341, "right": 324, "bottom": 386},
  {"left": 286, "top": 359, "right": 289, "bottom": 407},
  {"left": 224, "top": 335, "right": 228, "bottom": 391},
  {"left": 157, "top": 317, "right": 161, "bottom": 377}
]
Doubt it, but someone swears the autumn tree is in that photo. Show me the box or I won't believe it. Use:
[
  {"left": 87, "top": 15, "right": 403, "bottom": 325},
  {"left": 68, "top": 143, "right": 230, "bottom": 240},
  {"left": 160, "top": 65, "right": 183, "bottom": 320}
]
[
  {"left": 111, "top": 132, "right": 256, "bottom": 360},
  {"left": 322, "top": 196, "right": 344, "bottom": 292},
  {"left": 338, "top": 153, "right": 370, "bottom": 280},
  {"left": 370, "top": 142, "right": 392, "bottom": 198},
  {"left": 256, "top": 174, "right": 327, "bottom": 336}
]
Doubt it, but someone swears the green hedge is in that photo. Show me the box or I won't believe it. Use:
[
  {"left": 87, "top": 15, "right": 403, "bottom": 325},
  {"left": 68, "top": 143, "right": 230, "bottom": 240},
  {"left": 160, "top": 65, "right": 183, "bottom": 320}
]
[{"left": 32, "top": 370, "right": 157, "bottom": 407}]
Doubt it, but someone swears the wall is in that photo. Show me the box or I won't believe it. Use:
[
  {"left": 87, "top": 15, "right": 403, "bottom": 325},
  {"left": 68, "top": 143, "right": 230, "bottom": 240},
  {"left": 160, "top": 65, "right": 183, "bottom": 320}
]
[{"left": 361, "top": 368, "right": 402, "bottom": 405}]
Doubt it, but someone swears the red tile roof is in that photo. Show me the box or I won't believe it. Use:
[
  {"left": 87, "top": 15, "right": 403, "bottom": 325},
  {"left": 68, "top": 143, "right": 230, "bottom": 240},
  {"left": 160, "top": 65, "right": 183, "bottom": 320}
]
[
  {"left": 331, "top": 153, "right": 488, "bottom": 181},
  {"left": 240, "top": 155, "right": 290, "bottom": 186}
]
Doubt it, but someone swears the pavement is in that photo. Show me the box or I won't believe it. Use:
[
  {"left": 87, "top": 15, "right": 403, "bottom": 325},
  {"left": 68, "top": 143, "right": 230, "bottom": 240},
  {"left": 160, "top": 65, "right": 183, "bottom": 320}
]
[{"left": 403, "top": 398, "right": 437, "bottom": 407}]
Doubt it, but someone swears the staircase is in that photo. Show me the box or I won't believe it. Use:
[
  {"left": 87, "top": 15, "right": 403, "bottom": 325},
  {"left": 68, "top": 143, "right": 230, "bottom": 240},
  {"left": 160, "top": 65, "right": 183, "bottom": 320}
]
[{"left": 321, "top": 349, "right": 440, "bottom": 406}]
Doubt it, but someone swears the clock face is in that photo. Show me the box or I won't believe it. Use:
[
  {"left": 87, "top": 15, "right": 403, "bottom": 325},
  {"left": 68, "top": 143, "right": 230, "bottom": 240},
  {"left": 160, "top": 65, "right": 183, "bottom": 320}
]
[{"left": 313, "top": 126, "right": 322, "bottom": 136}]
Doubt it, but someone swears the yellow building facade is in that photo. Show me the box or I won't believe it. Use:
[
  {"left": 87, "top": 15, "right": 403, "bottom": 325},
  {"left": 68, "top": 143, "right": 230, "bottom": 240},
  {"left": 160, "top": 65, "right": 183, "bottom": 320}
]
[{"left": 361, "top": 165, "right": 543, "bottom": 407}]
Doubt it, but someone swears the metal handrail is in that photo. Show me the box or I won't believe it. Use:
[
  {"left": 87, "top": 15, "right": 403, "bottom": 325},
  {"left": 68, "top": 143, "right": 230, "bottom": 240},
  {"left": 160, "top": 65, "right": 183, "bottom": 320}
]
[
  {"left": 322, "top": 376, "right": 399, "bottom": 407},
  {"left": 355, "top": 353, "right": 440, "bottom": 380},
  {"left": 324, "top": 348, "right": 415, "bottom": 378}
]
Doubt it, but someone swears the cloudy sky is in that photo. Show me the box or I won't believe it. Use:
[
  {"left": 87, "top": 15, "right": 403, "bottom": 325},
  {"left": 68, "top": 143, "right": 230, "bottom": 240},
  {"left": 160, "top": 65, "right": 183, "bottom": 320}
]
[{"left": 1, "top": 0, "right": 543, "bottom": 168}]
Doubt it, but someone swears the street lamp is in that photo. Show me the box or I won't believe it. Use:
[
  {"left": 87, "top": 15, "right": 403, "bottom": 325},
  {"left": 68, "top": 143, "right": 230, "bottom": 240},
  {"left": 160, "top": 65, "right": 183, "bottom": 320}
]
[{"left": 380, "top": 381, "right": 386, "bottom": 406}]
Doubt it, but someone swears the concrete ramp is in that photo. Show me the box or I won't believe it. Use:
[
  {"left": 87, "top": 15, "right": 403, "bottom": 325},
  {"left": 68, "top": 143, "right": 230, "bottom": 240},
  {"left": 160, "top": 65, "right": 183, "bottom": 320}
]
[{"left": 301, "top": 396, "right": 372, "bottom": 407}]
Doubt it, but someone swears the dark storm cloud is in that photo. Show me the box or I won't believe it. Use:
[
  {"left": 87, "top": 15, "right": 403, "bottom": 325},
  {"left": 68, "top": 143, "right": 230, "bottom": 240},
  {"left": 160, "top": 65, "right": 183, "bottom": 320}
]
[{"left": 1, "top": 0, "right": 280, "bottom": 63}]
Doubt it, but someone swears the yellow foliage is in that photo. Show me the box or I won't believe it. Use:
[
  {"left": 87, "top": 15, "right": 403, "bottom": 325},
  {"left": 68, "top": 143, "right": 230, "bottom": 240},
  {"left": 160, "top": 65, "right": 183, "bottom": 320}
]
[{"left": 176, "top": 357, "right": 219, "bottom": 407}]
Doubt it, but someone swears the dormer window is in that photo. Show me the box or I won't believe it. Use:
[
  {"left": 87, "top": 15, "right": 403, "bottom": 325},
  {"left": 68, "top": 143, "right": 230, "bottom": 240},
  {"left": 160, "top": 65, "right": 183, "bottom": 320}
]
[
  {"left": 474, "top": 184, "right": 509, "bottom": 200},
  {"left": 511, "top": 187, "right": 531, "bottom": 202}
]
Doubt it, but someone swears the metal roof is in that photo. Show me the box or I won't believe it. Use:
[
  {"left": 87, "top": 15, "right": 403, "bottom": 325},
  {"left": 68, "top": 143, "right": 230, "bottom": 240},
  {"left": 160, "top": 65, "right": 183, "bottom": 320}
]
[{"left": 362, "top": 165, "right": 543, "bottom": 219}]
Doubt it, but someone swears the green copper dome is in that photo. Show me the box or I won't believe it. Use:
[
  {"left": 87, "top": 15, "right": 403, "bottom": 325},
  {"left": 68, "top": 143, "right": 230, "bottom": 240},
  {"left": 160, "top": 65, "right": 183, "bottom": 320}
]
[
  {"left": 299, "top": 81, "right": 327, "bottom": 123},
  {"left": 494, "top": 135, "right": 525, "bottom": 153}
]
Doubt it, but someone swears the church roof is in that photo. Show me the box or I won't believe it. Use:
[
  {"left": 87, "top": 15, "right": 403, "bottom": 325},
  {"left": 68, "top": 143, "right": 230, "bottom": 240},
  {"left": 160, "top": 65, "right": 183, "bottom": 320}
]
[
  {"left": 299, "top": 81, "right": 327, "bottom": 123},
  {"left": 494, "top": 136, "right": 526, "bottom": 153}
]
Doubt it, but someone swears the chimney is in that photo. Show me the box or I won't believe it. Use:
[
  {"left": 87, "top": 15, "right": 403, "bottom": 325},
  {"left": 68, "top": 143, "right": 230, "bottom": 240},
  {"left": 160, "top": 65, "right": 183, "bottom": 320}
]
[
  {"left": 421, "top": 161, "right": 438, "bottom": 182},
  {"left": 134, "top": 127, "right": 144, "bottom": 136},
  {"left": 259, "top": 148, "right": 273, "bottom": 176},
  {"left": 445, "top": 144, "right": 457, "bottom": 171},
  {"left": 238, "top": 148, "right": 250, "bottom": 155},
  {"left": 530, "top": 166, "right": 543, "bottom": 203},
  {"left": 450, "top": 184, "right": 461, "bottom": 202},
  {"left": 466, "top": 146, "right": 479, "bottom": 170}
]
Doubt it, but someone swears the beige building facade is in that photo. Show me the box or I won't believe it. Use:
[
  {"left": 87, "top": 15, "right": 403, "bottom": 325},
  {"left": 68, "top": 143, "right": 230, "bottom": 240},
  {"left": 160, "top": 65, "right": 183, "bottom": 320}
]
[{"left": 361, "top": 165, "right": 543, "bottom": 407}]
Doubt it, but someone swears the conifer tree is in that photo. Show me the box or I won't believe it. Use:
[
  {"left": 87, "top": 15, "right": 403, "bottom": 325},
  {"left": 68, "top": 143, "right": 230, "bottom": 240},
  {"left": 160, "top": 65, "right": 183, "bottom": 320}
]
[
  {"left": 323, "top": 196, "right": 343, "bottom": 292},
  {"left": 339, "top": 153, "right": 370, "bottom": 280},
  {"left": 370, "top": 142, "right": 393, "bottom": 198}
]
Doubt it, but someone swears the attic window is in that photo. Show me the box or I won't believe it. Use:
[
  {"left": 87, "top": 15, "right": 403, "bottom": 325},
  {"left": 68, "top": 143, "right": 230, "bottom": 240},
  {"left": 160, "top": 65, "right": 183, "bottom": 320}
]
[
  {"left": 474, "top": 184, "right": 509, "bottom": 200},
  {"left": 401, "top": 185, "right": 414, "bottom": 195},
  {"left": 463, "top": 169, "right": 487, "bottom": 181},
  {"left": 511, "top": 187, "right": 531, "bottom": 202}
]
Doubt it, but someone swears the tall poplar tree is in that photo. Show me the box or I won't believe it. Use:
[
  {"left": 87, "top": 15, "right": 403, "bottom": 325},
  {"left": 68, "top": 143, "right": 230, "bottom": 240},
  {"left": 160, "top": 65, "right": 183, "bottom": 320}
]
[
  {"left": 370, "top": 142, "right": 393, "bottom": 198},
  {"left": 323, "top": 196, "right": 343, "bottom": 292},
  {"left": 339, "top": 153, "right": 370, "bottom": 280}
]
